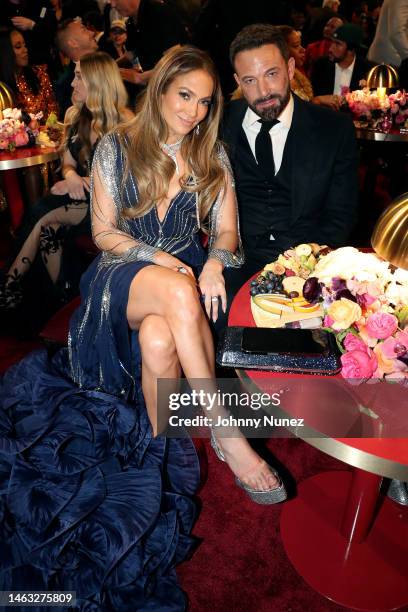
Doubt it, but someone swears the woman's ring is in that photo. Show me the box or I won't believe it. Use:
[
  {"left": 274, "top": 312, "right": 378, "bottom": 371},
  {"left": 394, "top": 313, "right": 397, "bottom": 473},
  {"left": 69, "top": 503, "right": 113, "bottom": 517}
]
[
  {"left": 177, "top": 266, "right": 188, "bottom": 274},
  {"left": 211, "top": 296, "right": 219, "bottom": 302}
]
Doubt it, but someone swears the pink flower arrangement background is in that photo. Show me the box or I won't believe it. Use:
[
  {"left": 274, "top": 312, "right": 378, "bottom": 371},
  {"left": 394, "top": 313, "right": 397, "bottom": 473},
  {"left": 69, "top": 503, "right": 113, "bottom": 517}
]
[
  {"left": 302, "top": 247, "right": 408, "bottom": 381},
  {"left": 343, "top": 87, "right": 408, "bottom": 132},
  {"left": 0, "top": 108, "right": 42, "bottom": 152}
]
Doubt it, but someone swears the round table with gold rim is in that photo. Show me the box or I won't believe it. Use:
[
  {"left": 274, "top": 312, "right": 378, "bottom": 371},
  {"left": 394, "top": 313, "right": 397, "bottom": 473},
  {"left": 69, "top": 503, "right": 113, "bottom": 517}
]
[
  {"left": 0, "top": 145, "right": 59, "bottom": 228},
  {"left": 355, "top": 127, "right": 408, "bottom": 143},
  {"left": 228, "top": 275, "right": 408, "bottom": 611},
  {"left": 0, "top": 145, "right": 59, "bottom": 170}
]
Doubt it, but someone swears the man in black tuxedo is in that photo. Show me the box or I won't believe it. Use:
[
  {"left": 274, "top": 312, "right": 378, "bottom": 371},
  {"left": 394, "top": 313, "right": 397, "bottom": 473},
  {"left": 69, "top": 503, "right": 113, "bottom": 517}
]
[
  {"left": 311, "top": 23, "right": 374, "bottom": 97},
  {"left": 217, "top": 24, "right": 358, "bottom": 326}
]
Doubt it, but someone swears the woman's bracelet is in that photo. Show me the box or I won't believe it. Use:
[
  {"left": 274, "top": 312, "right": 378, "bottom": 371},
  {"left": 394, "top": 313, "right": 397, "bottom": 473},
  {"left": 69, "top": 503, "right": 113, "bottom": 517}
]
[
  {"left": 208, "top": 248, "right": 241, "bottom": 268},
  {"left": 123, "top": 243, "right": 160, "bottom": 262}
]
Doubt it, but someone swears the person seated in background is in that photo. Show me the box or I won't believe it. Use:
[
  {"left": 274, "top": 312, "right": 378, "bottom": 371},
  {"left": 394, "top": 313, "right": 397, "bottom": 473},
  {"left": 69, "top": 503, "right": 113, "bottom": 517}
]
[
  {"left": 350, "top": 2, "right": 376, "bottom": 48},
  {"left": 0, "top": 52, "right": 132, "bottom": 328},
  {"left": 0, "top": 29, "right": 58, "bottom": 118},
  {"left": 322, "top": 0, "right": 341, "bottom": 12},
  {"left": 304, "top": 15, "right": 344, "bottom": 75},
  {"left": 311, "top": 23, "right": 374, "bottom": 110},
  {"left": 82, "top": 10, "right": 105, "bottom": 45},
  {"left": 110, "top": 0, "right": 190, "bottom": 89},
  {"left": 278, "top": 25, "right": 314, "bottom": 101},
  {"left": 98, "top": 18, "right": 127, "bottom": 59},
  {"left": 301, "top": 0, "right": 339, "bottom": 46},
  {"left": 0, "top": 0, "right": 57, "bottom": 68},
  {"left": 54, "top": 17, "right": 98, "bottom": 117}
]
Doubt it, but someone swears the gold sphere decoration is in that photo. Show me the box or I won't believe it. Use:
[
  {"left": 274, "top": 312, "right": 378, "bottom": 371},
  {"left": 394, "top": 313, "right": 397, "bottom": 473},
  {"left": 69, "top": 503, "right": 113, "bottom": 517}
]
[
  {"left": 366, "top": 63, "right": 399, "bottom": 89},
  {"left": 371, "top": 193, "right": 408, "bottom": 270},
  {"left": 0, "top": 82, "right": 14, "bottom": 113}
]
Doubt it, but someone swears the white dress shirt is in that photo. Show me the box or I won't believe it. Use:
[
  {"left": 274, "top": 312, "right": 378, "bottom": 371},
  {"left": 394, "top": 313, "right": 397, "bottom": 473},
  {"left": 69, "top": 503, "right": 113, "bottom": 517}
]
[
  {"left": 242, "top": 95, "right": 294, "bottom": 175},
  {"left": 333, "top": 56, "right": 356, "bottom": 95}
]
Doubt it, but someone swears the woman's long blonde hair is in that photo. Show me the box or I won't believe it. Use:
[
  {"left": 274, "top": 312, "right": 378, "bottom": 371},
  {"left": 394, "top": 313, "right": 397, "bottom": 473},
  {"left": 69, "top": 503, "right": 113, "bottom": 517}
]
[
  {"left": 119, "top": 45, "right": 224, "bottom": 224},
  {"left": 63, "top": 51, "right": 128, "bottom": 168}
]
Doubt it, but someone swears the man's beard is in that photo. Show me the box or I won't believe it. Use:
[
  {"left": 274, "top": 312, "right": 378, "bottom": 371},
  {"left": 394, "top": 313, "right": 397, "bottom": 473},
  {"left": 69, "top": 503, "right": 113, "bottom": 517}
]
[{"left": 249, "top": 85, "right": 291, "bottom": 121}]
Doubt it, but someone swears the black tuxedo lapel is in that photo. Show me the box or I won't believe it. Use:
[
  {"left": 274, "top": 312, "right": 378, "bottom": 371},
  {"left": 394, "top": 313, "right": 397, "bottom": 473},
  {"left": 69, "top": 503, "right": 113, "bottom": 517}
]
[
  {"left": 221, "top": 99, "right": 247, "bottom": 159},
  {"left": 222, "top": 98, "right": 265, "bottom": 180},
  {"left": 290, "top": 96, "right": 317, "bottom": 223},
  {"left": 325, "top": 61, "right": 336, "bottom": 94},
  {"left": 350, "top": 56, "right": 372, "bottom": 91}
]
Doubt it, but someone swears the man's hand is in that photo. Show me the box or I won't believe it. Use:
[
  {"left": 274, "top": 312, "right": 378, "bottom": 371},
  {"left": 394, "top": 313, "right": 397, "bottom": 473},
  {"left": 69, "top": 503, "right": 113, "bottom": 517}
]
[
  {"left": 313, "top": 94, "right": 342, "bottom": 111},
  {"left": 119, "top": 68, "right": 146, "bottom": 85},
  {"left": 119, "top": 68, "right": 152, "bottom": 85},
  {"left": 11, "top": 16, "right": 35, "bottom": 30}
]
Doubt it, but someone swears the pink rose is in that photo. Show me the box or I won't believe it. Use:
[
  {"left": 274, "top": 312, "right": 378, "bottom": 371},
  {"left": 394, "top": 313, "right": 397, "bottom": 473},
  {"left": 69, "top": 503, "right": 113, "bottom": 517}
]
[
  {"left": 343, "top": 333, "right": 367, "bottom": 353},
  {"left": 381, "top": 330, "right": 408, "bottom": 359},
  {"left": 365, "top": 312, "right": 398, "bottom": 339},
  {"left": 0, "top": 138, "right": 9, "bottom": 150},
  {"left": 323, "top": 315, "right": 334, "bottom": 327},
  {"left": 341, "top": 349, "right": 378, "bottom": 379},
  {"left": 14, "top": 130, "right": 29, "bottom": 147}
]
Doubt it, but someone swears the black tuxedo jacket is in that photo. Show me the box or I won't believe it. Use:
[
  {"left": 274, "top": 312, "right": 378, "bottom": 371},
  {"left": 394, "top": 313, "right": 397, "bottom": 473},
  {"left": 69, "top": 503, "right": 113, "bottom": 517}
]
[
  {"left": 311, "top": 55, "right": 374, "bottom": 96},
  {"left": 222, "top": 95, "right": 359, "bottom": 255}
]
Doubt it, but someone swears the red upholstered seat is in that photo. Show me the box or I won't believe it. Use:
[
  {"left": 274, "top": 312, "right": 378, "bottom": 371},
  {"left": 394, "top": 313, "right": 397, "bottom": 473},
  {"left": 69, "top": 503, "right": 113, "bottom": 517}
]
[{"left": 39, "top": 296, "right": 81, "bottom": 346}]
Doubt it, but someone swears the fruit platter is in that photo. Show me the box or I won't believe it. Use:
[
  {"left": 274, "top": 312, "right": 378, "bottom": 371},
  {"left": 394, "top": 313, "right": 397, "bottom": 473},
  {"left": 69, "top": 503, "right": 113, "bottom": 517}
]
[{"left": 250, "top": 243, "right": 327, "bottom": 328}]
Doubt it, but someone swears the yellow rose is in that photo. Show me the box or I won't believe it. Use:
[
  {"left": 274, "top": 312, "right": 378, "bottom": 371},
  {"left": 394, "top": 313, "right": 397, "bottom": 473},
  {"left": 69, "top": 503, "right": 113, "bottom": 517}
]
[{"left": 327, "top": 298, "right": 362, "bottom": 331}]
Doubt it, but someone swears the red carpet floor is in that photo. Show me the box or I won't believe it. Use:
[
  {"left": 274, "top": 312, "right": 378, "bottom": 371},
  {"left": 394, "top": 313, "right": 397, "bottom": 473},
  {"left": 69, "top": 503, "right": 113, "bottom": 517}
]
[{"left": 1, "top": 337, "right": 406, "bottom": 612}]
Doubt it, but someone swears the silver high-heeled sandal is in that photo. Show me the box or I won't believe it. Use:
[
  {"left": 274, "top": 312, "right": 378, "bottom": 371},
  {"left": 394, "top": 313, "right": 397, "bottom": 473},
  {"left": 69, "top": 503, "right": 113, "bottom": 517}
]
[{"left": 210, "top": 430, "right": 287, "bottom": 505}]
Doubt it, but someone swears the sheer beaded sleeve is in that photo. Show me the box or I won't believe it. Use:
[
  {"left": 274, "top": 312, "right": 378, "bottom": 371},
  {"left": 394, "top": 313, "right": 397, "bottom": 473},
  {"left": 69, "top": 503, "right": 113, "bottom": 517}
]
[
  {"left": 206, "top": 143, "right": 244, "bottom": 268},
  {"left": 90, "top": 133, "right": 159, "bottom": 263}
]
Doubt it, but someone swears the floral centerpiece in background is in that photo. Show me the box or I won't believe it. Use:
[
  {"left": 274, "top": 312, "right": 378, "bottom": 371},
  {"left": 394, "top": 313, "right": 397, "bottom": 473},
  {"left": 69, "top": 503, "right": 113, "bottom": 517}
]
[
  {"left": 343, "top": 85, "right": 408, "bottom": 132},
  {"left": 0, "top": 108, "right": 42, "bottom": 151},
  {"left": 303, "top": 247, "right": 408, "bottom": 380}
]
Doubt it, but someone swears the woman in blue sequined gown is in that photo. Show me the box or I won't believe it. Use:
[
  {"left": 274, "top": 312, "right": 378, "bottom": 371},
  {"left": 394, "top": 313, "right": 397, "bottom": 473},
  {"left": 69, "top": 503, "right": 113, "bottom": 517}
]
[{"left": 0, "top": 46, "right": 283, "bottom": 610}]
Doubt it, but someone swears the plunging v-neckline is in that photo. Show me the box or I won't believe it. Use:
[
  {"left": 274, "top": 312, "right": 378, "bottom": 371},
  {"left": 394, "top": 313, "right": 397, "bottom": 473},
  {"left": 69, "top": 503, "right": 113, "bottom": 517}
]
[{"left": 155, "top": 189, "right": 183, "bottom": 224}]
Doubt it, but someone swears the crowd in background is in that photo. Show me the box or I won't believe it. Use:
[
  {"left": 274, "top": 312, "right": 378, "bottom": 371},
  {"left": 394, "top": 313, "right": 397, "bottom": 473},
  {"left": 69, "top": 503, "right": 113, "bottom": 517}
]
[{"left": 0, "top": 0, "right": 403, "bottom": 123}]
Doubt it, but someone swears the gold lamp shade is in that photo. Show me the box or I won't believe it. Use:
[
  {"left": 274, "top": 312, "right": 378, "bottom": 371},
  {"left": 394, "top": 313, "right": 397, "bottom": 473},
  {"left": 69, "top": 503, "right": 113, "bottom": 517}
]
[
  {"left": 0, "top": 82, "right": 14, "bottom": 112},
  {"left": 371, "top": 193, "right": 408, "bottom": 270},
  {"left": 366, "top": 63, "right": 399, "bottom": 89}
]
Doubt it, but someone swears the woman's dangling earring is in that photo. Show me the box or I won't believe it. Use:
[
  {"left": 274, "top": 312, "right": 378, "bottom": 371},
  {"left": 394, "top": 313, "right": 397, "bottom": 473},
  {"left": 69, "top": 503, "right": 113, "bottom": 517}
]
[{"left": 195, "top": 123, "right": 200, "bottom": 136}]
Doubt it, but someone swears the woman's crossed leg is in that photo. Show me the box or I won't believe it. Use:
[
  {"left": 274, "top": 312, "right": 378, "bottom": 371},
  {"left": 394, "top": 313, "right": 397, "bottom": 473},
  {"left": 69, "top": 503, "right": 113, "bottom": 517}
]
[{"left": 128, "top": 265, "right": 279, "bottom": 492}]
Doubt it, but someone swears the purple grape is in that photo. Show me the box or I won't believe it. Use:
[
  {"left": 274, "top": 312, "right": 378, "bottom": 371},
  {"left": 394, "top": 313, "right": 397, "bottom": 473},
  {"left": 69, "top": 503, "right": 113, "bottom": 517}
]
[
  {"left": 336, "top": 289, "right": 357, "bottom": 302},
  {"left": 303, "top": 277, "right": 321, "bottom": 303}
]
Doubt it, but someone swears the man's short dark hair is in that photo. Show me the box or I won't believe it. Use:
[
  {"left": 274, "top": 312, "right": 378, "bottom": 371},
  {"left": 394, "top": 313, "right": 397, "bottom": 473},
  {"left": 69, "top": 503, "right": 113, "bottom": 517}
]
[
  {"left": 230, "top": 24, "right": 290, "bottom": 67},
  {"left": 55, "top": 18, "right": 77, "bottom": 52}
]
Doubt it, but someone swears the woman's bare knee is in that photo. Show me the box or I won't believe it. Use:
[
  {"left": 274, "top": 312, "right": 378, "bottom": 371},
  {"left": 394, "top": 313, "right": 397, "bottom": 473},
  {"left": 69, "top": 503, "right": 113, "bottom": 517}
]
[
  {"left": 139, "top": 315, "right": 177, "bottom": 369},
  {"left": 167, "top": 277, "right": 202, "bottom": 323}
]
